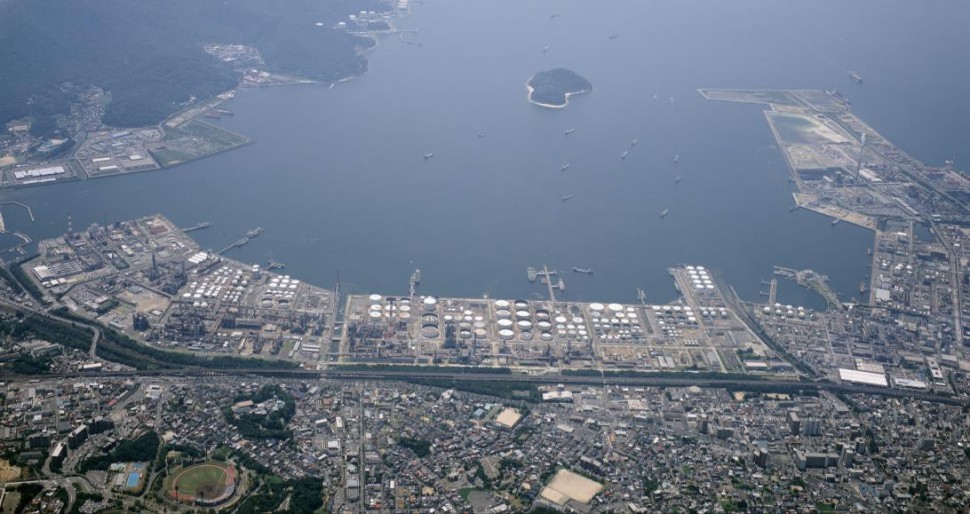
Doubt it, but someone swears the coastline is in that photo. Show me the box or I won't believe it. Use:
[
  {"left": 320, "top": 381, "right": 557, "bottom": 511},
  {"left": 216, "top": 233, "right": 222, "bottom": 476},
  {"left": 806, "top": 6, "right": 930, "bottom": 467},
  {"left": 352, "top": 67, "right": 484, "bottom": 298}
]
[
  {"left": 0, "top": 13, "right": 403, "bottom": 193},
  {"left": 525, "top": 80, "right": 590, "bottom": 109}
]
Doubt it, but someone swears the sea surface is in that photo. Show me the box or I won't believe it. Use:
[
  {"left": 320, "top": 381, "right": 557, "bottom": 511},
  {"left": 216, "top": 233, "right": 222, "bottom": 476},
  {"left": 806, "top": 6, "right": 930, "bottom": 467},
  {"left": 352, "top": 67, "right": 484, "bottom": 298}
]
[{"left": 2, "top": 0, "right": 968, "bottom": 310}]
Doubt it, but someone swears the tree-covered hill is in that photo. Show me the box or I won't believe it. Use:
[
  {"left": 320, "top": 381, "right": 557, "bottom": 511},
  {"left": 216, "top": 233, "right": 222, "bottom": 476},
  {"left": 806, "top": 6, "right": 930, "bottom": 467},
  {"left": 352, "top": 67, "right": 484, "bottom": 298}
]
[
  {"left": 0, "top": 0, "right": 384, "bottom": 135},
  {"left": 528, "top": 68, "right": 592, "bottom": 108}
]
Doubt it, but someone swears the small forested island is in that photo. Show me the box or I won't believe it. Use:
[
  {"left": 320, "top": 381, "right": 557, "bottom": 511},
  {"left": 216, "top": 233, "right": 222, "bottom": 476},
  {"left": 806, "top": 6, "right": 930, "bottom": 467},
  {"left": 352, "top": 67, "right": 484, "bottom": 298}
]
[{"left": 527, "top": 68, "right": 592, "bottom": 108}]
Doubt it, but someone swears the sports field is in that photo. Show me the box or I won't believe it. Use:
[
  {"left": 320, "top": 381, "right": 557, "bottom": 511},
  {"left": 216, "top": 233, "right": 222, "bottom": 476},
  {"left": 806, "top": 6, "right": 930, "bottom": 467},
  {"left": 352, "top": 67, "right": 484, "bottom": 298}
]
[
  {"left": 167, "top": 462, "right": 236, "bottom": 502},
  {"left": 539, "top": 469, "right": 603, "bottom": 505}
]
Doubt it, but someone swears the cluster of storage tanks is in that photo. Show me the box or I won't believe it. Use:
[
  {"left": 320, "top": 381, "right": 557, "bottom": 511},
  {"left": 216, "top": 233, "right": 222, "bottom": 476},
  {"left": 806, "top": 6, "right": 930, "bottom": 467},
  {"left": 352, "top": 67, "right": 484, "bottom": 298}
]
[
  {"left": 588, "top": 302, "right": 642, "bottom": 342},
  {"left": 492, "top": 299, "right": 562, "bottom": 342},
  {"left": 442, "top": 304, "right": 489, "bottom": 341},
  {"left": 687, "top": 265, "right": 716, "bottom": 292},
  {"left": 358, "top": 288, "right": 744, "bottom": 347},
  {"left": 366, "top": 294, "right": 414, "bottom": 321},
  {"left": 651, "top": 304, "right": 698, "bottom": 327},
  {"left": 260, "top": 274, "right": 300, "bottom": 308},
  {"left": 762, "top": 303, "right": 809, "bottom": 319},
  {"left": 183, "top": 265, "right": 249, "bottom": 306}
]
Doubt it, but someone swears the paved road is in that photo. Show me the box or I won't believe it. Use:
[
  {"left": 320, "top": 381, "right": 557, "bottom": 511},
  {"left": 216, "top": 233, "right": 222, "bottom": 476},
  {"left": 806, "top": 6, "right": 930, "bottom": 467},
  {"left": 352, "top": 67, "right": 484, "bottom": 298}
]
[{"left": 3, "top": 366, "right": 966, "bottom": 406}]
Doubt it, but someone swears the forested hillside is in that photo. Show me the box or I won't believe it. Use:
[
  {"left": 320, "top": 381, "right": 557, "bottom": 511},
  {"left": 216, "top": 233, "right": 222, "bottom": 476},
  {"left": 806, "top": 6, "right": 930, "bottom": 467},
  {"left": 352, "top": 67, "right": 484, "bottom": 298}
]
[{"left": 0, "top": 0, "right": 384, "bottom": 135}]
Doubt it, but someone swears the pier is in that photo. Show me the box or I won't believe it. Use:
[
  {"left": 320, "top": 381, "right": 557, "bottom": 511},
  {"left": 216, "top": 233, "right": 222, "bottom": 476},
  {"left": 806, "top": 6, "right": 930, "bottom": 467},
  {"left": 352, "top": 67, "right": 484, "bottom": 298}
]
[
  {"left": 528, "top": 264, "right": 562, "bottom": 302},
  {"left": 218, "top": 238, "right": 250, "bottom": 255},
  {"left": 408, "top": 269, "right": 421, "bottom": 300},
  {"left": 217, "top": 227, "right": 263, "bottom": 255},
  {"left": 182, "top": 221, "right": 211, "bottom": 233},
  {"left": 541, "top": 266, "right": 557, "bottom": 303},
  {"left": 636, "top": 288, "right": 648, "bottom": 307}
]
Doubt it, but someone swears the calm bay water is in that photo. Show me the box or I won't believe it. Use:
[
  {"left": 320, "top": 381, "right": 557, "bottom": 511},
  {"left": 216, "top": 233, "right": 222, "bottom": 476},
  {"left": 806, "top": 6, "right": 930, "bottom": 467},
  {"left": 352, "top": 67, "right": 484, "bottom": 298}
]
[{"left": 2, "top": 0, "right": 968, "bottom": 309}]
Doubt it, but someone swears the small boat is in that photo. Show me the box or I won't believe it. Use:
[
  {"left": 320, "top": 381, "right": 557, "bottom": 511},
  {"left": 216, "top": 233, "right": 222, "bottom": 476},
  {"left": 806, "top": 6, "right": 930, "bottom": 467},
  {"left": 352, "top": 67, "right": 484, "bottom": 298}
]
[
  {"left": 789, "top": 205, "right": 799, "bottom": 212},
  {"left": 561, "top": 195, "right": 574, "bottom": 202},
  {"left": 620, "top": 150, "right": 629, "bottom": 160},
  {"left": 609, "top": 33, "right": 619, "bottom": 40},
  {"left": 831, "top": 218, "right": 841, "bottom": 226},
  {"left": 653, "top": 93, "right": 659, "bottom": 101},
  {"left": 572, "top": 267, "right": 593, "bottom": 275},
  {"left": 675, "top": 175, "right": 681, "bottom": 184},
  {"left": 329, "top": 83, "right": 335, "bottom": 89},
  {"left": 478, "top": 132, "right": 486, "bottom": 138},
  {"left": 423, "top": 152, "right": 434, "bottom": 160},
  {"left": 543, "top": 46, "right": 551, "bottom": 53},
  {"left": 673, "top": 154, "right": 679, "bottom": 164},
  {"left": 561, "top": 163, "right": 570, "bottom": 172},
  {"left": 564, "top": 128, "right": 575, "bottom": 136},
  {"left": 550, "top": 13, "right": 560, "bottom": 19},
  {"left": 630, "top": 138, "right": 638, "bottom": 147},
  {"left": 660, "top": 208, "right": 669, "bottom": 218}
]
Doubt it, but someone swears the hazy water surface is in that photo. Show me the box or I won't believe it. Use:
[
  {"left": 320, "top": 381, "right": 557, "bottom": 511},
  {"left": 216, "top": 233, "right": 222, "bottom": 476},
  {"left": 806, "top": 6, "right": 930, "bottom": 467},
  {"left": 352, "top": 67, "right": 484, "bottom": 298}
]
[{"left": 3, "top": 0, "right": 968, "bottom": 309}]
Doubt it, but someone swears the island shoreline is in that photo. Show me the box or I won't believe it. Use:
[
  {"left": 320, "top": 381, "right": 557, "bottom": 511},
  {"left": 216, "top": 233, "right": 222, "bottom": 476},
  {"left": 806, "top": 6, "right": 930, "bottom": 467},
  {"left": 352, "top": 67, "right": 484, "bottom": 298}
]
[{"left": 526, "top": 78, "right": 591, "bottom": 109}]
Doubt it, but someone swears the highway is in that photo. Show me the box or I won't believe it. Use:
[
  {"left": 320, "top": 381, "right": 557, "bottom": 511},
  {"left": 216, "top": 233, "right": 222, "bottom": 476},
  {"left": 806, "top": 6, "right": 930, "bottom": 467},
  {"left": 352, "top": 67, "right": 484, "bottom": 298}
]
[{"left": 3, "top": 366, "right": 966, "bottom": 407}]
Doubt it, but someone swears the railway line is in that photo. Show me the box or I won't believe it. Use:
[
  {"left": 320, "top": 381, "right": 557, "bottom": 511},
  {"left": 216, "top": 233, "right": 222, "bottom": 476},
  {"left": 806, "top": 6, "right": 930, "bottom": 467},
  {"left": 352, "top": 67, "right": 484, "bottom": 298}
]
[{"left": 4, "top": 367, "right": 965, "bottom": 406}]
